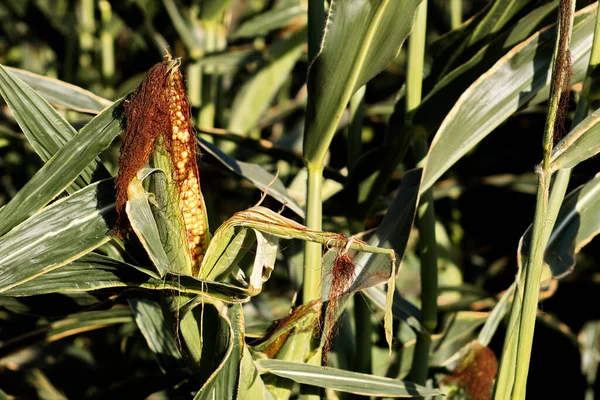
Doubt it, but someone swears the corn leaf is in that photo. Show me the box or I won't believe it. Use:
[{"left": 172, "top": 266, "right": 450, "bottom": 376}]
[
  {"left": 255, "top": 359, "right": 441, "bottom": 397},
  {"left": 467, "top": 0, "right": 534, "bottom": 47},
  {"left": 0, "top": 64, "right": 110, "bottom": 192},
  {"left": 0, "top": 100, "right": 123, "bottom": 236},
  {"left": 2, "top": 253, "right": 250, "bottom": 302},
  {"left": 126, "top": 174, "right": 174, "bottom": 277},
  {"left": 194, "top": 304, "right": 243, "bottom": 399},
  {"left": 0, "top": 180, "right": 115, "bottom": 293},
  {"left": 6, "top": 66, "right": 112, "bottom": 114},
  {"left": 198, "top": 206, "right": 394, "bottom": 294},
  {"left": 520, "top": 174, "right": 600, "bottom": 279},
  {"left": 232, "top": 0, "right": 306, "bottom": 39},
  {"left": 420, "top": 4, "right": 597, "bottom": 193},
  {"left": 237, "top": 346, "right": 274, "bottom": 400},
  {"left": 550, "top": 108, "right": 600, "bottom": 171},
  {"left": 346, "top": 1, "right": 558, "bottom": 217},
  {"left": 320, "top": 169, "right": 422, "bottom": 347},
  {"left": 228, "top": 27, "right": 305, "bottom": 135},
  {"left": 195, "top": 49, "right": 262, "bottom": 74},
  {"left": 129, "top": 297, "right": 185, "bottom": 373},
  {"left": 199, "top": 138, "right": 304, "bottom": 217},
  {"left": 430, "top": 0, "right": 542, "bottom": 77},
  {"left": 0, "top": 308, "right": 132, "bottom": 360},
  {"left": 429, "top": 311, "right": 489, "bottom": 367},
  {"left": 303, "top": 0, "right": 421, "bottom": 166},
  {"left": 414, "top": 1, "right": 559, "bottom": 135}
]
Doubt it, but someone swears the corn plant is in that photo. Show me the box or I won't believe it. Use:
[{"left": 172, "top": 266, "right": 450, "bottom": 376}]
[{"left": 4, "top": 0, "right": 600, "bottom": 399}]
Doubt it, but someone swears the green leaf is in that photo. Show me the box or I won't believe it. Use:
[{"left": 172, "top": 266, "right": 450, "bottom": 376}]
[
  {"left": 0, "top": 308, "right": 132, "bottom": 359},
  {"left": 321, "top": 170, "right": 422, "bottom": 347},
  {"left": 550, "top": 108, "right": 600, "bottom": 171},
  {"left": 0, "top": 64, "right": 110, "bottom": 192},
  {"left": 303, "top": 0, "right": 421, "bottom": 166},
  {"left": 228, "top": 27, "right": 305, "bottom": 135},
  {"left": 429, "top": 311, "right": 489, "bottom": 367},
  {"left": 199, "top": 138, "right": 305, "bottom": 217},
  {"left": 0, "top": 180, "right": 115, "bottom": 293},
  {"left": 255, "top": 359, "right": 441, "bottom": 397},
  {"left": 237, "top": 346, "right": 274, "bottom": 400},
  {"left": 0, "top": 100, "right": 123, "bottom": 236},
  {"left": 348, "top": 1, "right": 558, "bottom": 217},
  {"left": 420, "top": 4, "right": 597, "bottom": 193},
  {"left": 129, "top": 297, "right": 185, "bottom": 373},
  {"left": 1, "top": 253, "right": 250, "bottom": 302},
  {"left": 126, "top": 143, "right": 195, "bottom": 276},
  {"left": 232, "top": 0, "right": 306, "bottom": 38},
  {"left": 126, "top": 174, "right": 175, "bottom": 277},
  {"left": 467, "top": 0, "right": 534, "bottom": 47},
  {"left": 478, "top": 283, "right": 515, "bottom": 346},
  {"left": 162, "top": 0, "right": 227, "bottom": 58},
  {"left": 429, "top": 0, "right": 545, "bottom": 78},
  {"left": 348, "top": 169, "right": 422, "bottom": 294},
  {"left": 196, "top": 49, "right": 262, "bottom": 74},
  {"left": 6, "top": 66, "right": 112, "bottom": 114},
  {"left": 414, "top": 1, "right": 559, "bottom": 135},
  {"left": 199, "top": 206, "right": 394, "bottom": 290},
  {"left": 195, "top": 304, "right": 244, "bottom": 399},
  {"left": 579, "top": 321, "right": 600, "bottom": 391},
  {"left": 520, "top": 174, "right": 600, "bottom": 279}
]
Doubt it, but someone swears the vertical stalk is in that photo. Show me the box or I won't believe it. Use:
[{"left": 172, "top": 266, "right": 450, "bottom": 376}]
[
  {"left": 450, "top": 0, "right": 462, "bottom": 30},
  {"left": 494, "top": 2, "right": 576, "bottom": 399},
  {"left": 303, "top": 0, "right": 325, "bottom": 311},
  {"left": 300, "top": 3, "right": 326, "bottom": 399},
  {"left": 303, "top": 164, "right": 323, "bottom": 302},
  {"left": 99, "top": 0, "right": 115, "bottom": 97},
  {"left": 406, "top": 1, "right": 436, "bottom": 386}
]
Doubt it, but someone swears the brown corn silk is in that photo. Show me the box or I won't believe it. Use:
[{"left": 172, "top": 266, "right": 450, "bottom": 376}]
[
  {"left": 115, "top": 58, "right": 208, "bottom": 274},
  {"left": 323, "top": 252, "right": 357, "bottom": 365}
]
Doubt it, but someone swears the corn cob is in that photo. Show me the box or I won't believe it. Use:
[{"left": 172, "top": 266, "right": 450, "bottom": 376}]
[
  {"left": 165, "top": 66, "right": 208, "bottom": 271},
  {"left": 115, "top": 57, "right": 208, "bottom": 274}
]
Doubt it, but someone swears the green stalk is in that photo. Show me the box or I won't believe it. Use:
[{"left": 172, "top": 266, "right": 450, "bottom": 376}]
[
  {"left": 303, "top": 164, "right": 323, "bottom": 302},
  {"left": 450, "top": 0, "right": 462, "bottom": 30},
  {"left": 494, "top": 2, "right": 576, "bottom": 399},
  {"left": 99, "top": 0, "right": 115, "bottom": 96},
  {"left": 406, "top": 1, "right": 436, "bottom": 386},
  {"left": 300, "top": 3, "right": 326, "bottom": 399}
]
